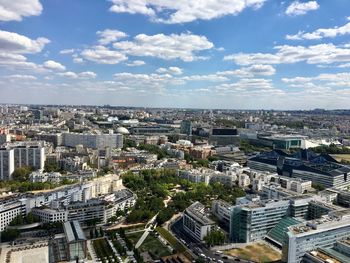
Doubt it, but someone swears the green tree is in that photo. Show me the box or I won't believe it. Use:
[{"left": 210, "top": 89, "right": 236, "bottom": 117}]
[
  {"left": 1, "top": 228, "right": 20, "bottom": 242},
  {"left": 204, "top": 230, "right": 226, "bottom": 246},
  {"left": 12, "top": 167, "right": 33, "bottom": 181}
]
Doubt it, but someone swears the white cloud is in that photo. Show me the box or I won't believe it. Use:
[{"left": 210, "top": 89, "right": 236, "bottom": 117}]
[
  {"left": 0, "top": 0, "right": 42, "bottom": 21},
  {"left": 286, "top": 22, "right": 350, "bottom": 40},
  {"left": 5, "top": 74, "right": 37, "bottom": 80},
  {"left": 109, "top": 0, "right": 266, "bottom": 24},
  {"left": 97, "top": 29, "right": 128, "bottom": 45},
  {"left": 79, "top": 71, "right": 97, "bottom": 79},
  {"left": 80, "top": 45, "right": 127, "bottom": 64},
  {"left": 113, "top": 33, "right": 213, "bottom": 61},
  {"left": 60, "top": 49, "right": 75, "bottom": 54},
  {"left": 285, "top": 1, "right": 319, "bottom": 16},
  {"left": 156, "top": 67, "right": 183, "bottom": 75},
  {"left": 282, "top": 72, "right": 350, "bottom": 89},
  {"left": 114, "top": 72, "right": 178, "bottom": 89},
  {"left": 0, "top": 30, "right": 49, "bottom": 54},
  {"left": 57, "top": 71, "right": 97, "bottom": 79},
  {"left": 224, "top": 43, "right": 350, "bottom": 65},
  {"left": 182, "top": 74, "right": 228, "bottom": 82},
  {"left": 43, "top": 60, "right": 66, "bottom": 71},
  {"left": 126, "top": 60, "right": 145, "bottom": 67}
]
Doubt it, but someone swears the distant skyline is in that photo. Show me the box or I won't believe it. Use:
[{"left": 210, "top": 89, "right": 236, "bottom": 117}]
[{"left": 0, "top": 0, "right": 350, "bottom": 109}]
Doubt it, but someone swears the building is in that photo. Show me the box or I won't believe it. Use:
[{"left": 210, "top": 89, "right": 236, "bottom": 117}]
[
  {"left": 0, "top": 199, "right": 26, "bottom": 232},
  {"left": 13, "top": 145, "right": 45, "bottom": 170},
  {"left": 257, "top": 134, "right": 306, "bottom": 150},
  {"left": 63, "top": 132, "right": 123, "bottom": 149},
  {"left": 230, "top": 199, "right": 290, "bottom": 243},
  {"left": 211, "top": 200, "right": 232, "bottom": 228},
  {"left": 282, "top": 211, "right": 350, "bottom": 263},
  {"left": 248, "top": 150, "right": 350, "bottom": 189},
  {"left": 63, "top": 221, "right": 87, "bottom": 261},
  {"left": 183, "top": 201, "right": 215, "bottom": 241},
  {"left": 180, "top": 120, "right": 192, "bottom": 136},
  {"left": 33, "top": 207, "right": 68, "bottom": 223},
  {"left": 209, "top": 128, "right": 239, "bottom": 146},
  {"left": 0, "top": 148, "right": 14, "bottom": 180}
]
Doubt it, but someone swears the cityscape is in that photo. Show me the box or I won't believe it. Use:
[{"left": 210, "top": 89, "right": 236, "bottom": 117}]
[{"left": 1, "top": 1, "right": 350, "bottom": 263}]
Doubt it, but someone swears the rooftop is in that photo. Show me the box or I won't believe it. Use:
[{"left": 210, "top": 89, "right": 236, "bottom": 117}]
[{"left": 185, "top": 201, "right": 215, "bottom": 226}]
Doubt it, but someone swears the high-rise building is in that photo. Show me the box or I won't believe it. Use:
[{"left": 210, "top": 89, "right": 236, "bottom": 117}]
[
  {"left": 180, "top": 120, "right": 192, "bottom": 135},
  {"left": 0, "top": 148, "right": 15, "bottom": 180},
  {"left": 13, "top": 145, "right": 45, "bottom": 170}
]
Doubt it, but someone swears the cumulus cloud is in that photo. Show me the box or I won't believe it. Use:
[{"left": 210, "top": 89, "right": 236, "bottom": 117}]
[
  {"left": 57, "top": 71, "right": 97, "bottom": 79},
  {"left": 60, "top": 49, "right": 75, "bottom": 54},
  {"left": 286, "top": 22, "right": 350, "bottom": 40},
  {"left": 97, "top": 29, "right": 128, "bottom": 45},
  {"left": 43, "top": 60, "right": 66, "bottom": 71},
  {"left": 0, "top": 30, "right": 49, "bottom": 54},
  {"left": 285, "top": 1, "right": 319, "bottom": 16},
  {"left": 224, "top": 43, "right": 350, "bottom": 66},
  {"left": 113, "top": 33, "right": 213, "bottom": 61},
  {"left": 0, "top": 0, "right": 43, "bottom": 21},
  {"left": 219, "top": 64, "right": 276, "bottom": 77},
  {"left": 126, "top": 60, "right": 146, "bottom": 67},
  {"left": 156, "top": 67, "right": 183, "bottom": 75},
  {"left": 5, "top": 74, "right": 37, "bottom": 80},
  {"left": 109, "top": 0, "right": 266, "bottom": 24},
  {"left": 80, "top": 45, "right": 127, "bottom": 64}
]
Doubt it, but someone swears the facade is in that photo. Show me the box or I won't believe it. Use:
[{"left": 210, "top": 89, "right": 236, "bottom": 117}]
[
  {"left": 63, "top": 132, "right": 123, "bottom": 149},
  {"left": 63, "top": 221, "right": 87, "bottom": 261},
  {"left": 230, "top": 199, "right": 290, "bottom": 243},
  {"left": 180, "top": 120, "right": 192, "bottom": 136},
  {"left": 0, "top": 148, "right": 14, "bottom": 180},
  {"left": 183, "top": 201, "right": 215, "bottom": 241},
  {"left": 211, "top": 200, "right": 232, "bottom": 227},
  {"left": 282, "top": 211, "right": 350, "bottom": 263},
  {"left": 248, "top": 150, "right": 350, "bottom": 189},
  {"left": 0, "top": 199, "right": 26, "bottom": 232},
  {"left": 13, "top": 145, "right": 45, "bottom": 170}
]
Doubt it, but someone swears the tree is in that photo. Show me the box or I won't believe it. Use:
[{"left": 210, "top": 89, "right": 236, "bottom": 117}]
[
  {"left": 12, "top": 167, "right": 33, "bottom": 182},
  {"left": 90, "top": 229, "right": 94, "bottom": 239},
  {"left": 204, "top": 230, "right": 226, "bottom": 246},
  {"left": 312, "top": 183, "right": 325, "bottom": 192},
  {"left": 1, "top": 228, "right": 20, "bottom": 242}
]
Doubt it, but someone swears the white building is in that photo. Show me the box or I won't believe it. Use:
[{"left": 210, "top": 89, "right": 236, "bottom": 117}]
[
  {"left": 183, "top": 201, "right": 215, "bottom": 241},
  {"left": 0, "top": 148, "right": 14, "bottom": 180},
  {"left": 283, "top": 211, "right": 350, "bottom": 263},
  {"left": 13, "top": 145, "right": 45, "bottom": 171},
  {"left": 0, "top": 199, "right": 26, "bottom": 231}
]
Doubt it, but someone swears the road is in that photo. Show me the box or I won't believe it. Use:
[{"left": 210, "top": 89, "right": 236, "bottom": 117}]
[{"left": 170, "top": 217, "right": 252, "bottom": 263}]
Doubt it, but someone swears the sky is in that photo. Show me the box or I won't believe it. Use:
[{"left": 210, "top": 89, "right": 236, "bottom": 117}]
[{"left": 0, "top": 0, "right": 350, "bottom": 110}]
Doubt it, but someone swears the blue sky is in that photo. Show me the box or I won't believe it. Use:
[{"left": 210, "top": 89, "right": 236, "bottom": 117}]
[{"left": 0, "top": 0, "right": 350, "bottom": 109}]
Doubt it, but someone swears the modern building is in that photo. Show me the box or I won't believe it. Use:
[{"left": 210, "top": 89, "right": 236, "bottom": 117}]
[
  {"left": 183, "top": 201, "right": 215, "bottom": 241},
  {"left": 282, "top": 211, "right": 350, "bottom": 263},
  {"left": 248, "top": 150, "right": 350, "bottom": 189},
  {"left": 180, "top": 120, "right": 192, "bottom": 136},
  {"left": 63, "top": 132, "right": 123, "bottom": 149},
  {"left": 209, "top": 128, "right": 239, "bottom": 146},
  {"left": 0, "top": 148, "right": 14, "bottom": 180},
  {"left": 230, "top": 199, "right": 290, "bottom": 243},
  {"left": 63, "top": 221, "right": 87, "bottom": 261}
]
